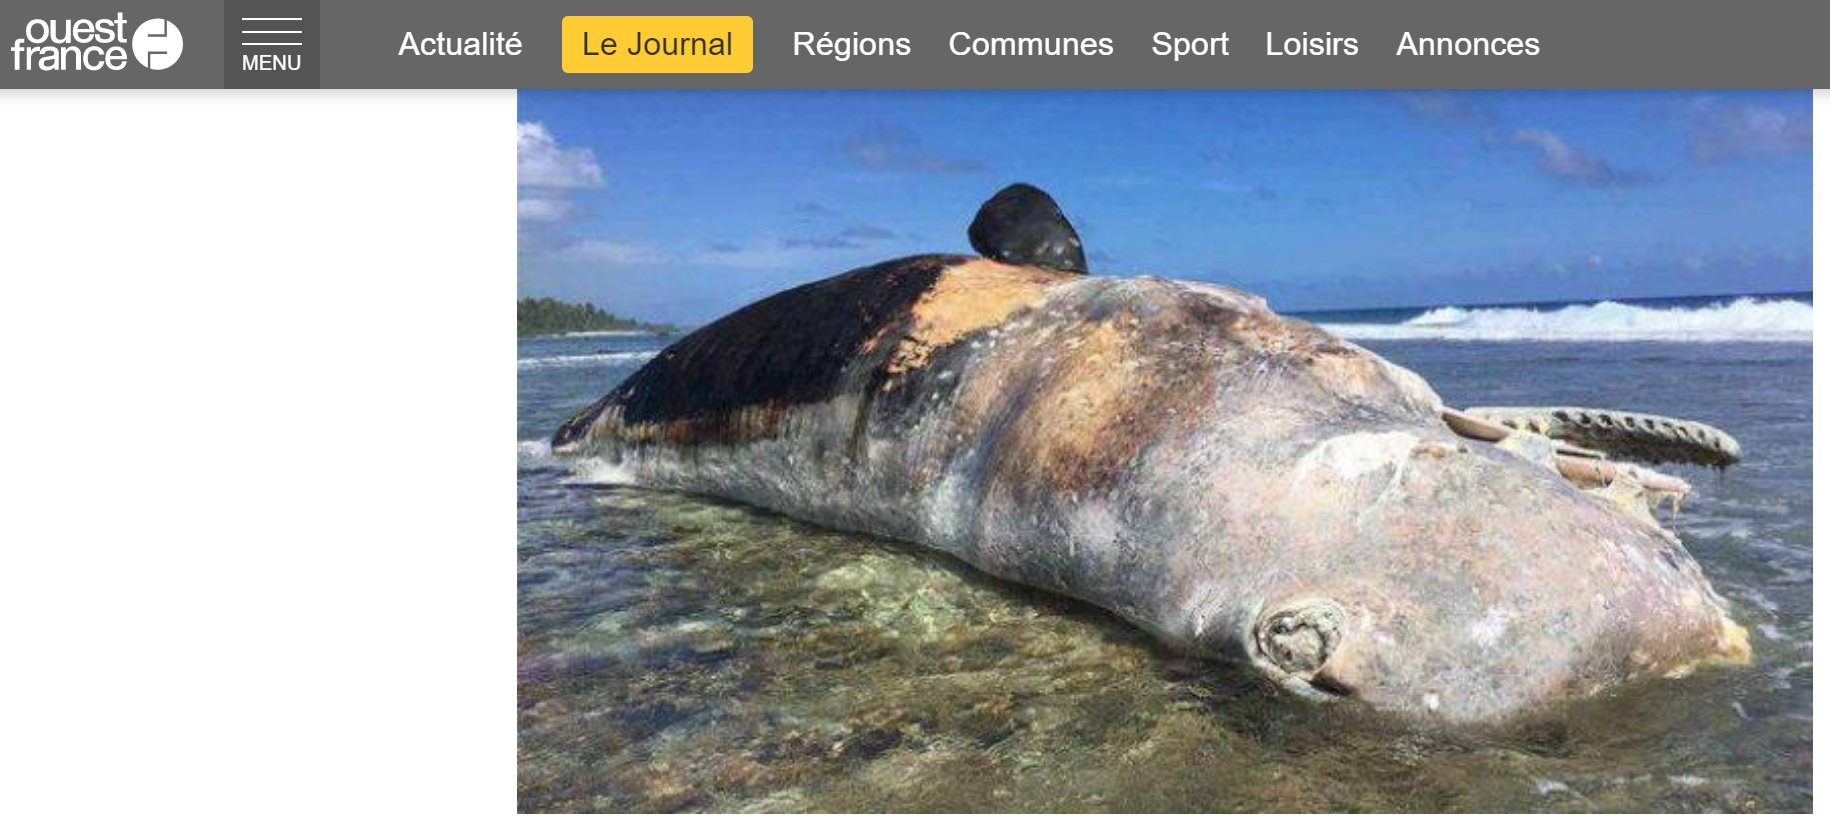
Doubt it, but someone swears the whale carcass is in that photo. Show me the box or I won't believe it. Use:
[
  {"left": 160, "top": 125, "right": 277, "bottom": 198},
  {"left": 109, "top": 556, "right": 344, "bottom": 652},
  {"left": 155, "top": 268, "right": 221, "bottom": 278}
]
[{"left": 553, "top": 184, "right": 1748, "bottom": 722}]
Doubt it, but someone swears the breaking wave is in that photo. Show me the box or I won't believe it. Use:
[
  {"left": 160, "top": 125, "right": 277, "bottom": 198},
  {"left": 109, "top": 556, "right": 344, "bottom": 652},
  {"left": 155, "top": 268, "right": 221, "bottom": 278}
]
[
  {"left": 1323, "top": 297, "right": 1812, "bottom": 342},
  {"left": 517, "top": 350, "right": 660, "bottom": 369}
]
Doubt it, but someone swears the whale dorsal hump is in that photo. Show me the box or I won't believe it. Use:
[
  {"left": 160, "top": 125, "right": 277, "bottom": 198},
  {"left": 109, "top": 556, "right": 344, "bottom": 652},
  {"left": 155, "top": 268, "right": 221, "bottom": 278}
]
[{"left": 968, "top": 183, "right": 1089, "bottom": 274}]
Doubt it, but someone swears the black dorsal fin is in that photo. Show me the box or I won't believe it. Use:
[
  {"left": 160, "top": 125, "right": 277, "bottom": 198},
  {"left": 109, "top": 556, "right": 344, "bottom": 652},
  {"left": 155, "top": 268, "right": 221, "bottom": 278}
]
[{"left": 968, "top": 183, "right": 1088, "bottom": 274}]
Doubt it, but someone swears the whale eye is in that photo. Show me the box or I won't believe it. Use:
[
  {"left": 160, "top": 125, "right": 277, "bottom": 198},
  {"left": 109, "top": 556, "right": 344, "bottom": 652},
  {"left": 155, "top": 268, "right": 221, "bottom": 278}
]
[{"left": 1255, "top": 599, "right": 1345, "bottom": 678}]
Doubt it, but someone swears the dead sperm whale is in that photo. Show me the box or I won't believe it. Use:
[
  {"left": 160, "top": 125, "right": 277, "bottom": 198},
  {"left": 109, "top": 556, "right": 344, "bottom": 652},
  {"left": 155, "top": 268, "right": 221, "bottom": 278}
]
[{"left": 553, "top": 184, "right": 1749, "bottom": 722}]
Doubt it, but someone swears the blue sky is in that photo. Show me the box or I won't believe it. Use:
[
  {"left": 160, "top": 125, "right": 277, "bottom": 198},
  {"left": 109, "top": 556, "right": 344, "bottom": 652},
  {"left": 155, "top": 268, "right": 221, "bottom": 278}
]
[{"left": 518, "top": 90, "right": 1811, "bottom": 324}]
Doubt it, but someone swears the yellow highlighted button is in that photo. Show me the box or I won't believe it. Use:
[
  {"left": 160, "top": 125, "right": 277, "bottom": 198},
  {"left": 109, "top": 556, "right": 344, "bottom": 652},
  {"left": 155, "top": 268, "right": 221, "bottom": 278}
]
[{"left": 562, "top": 16, "right": 753, "bottom": 73}]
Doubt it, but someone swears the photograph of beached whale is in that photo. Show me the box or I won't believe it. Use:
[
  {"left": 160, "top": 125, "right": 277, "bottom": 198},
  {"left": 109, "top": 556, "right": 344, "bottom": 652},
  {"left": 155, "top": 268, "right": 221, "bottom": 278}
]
[{"left": 517, "top": 90, "right": 1811, "bottom": 812}]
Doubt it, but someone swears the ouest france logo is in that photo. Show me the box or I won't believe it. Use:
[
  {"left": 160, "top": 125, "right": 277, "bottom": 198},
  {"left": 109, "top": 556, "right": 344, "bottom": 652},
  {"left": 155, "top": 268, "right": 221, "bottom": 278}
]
[{"left": 10, "top": 14, "right": 184, "bottom": 72}]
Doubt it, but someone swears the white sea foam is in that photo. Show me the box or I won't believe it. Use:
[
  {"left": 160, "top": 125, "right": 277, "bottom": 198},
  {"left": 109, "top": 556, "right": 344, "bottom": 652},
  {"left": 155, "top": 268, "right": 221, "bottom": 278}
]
[
  {"left": 1322, "top": 297, "right": 1813, "bottom": 342},
  {"left": 517, "top": 439, "right": 637, "bottom": 484},
  {"left": 570, "top": 456, "right": 637, "bottom": 485},
  {"left": 518, "top": 439, "right": 560, "bottom": 470},
  {"left": 517, "top": 350, "right": 660, "bottom": 369}
]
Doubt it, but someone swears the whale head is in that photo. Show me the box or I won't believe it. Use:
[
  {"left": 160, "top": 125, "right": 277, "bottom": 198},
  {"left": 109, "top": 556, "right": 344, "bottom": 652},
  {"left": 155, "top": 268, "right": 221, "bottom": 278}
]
[{"left": 1197, "top": 428, "right": 1749, "bottom": 722}]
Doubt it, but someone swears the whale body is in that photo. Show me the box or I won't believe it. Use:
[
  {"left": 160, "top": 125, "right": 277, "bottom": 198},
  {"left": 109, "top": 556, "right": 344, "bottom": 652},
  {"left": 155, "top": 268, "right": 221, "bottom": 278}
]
[{"left": 552, "top": 189, "right": 1747, "bottom": 722}]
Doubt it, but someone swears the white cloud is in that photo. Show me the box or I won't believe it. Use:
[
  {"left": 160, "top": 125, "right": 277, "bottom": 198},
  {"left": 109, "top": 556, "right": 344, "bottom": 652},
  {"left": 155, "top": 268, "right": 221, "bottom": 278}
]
[
  {"left": 517, "top": 122, "right": 604, "bottom": 227},
  {"left": 557, "top": 240, "right": 669, "bottom": 266},
  {"left": 1508, "top": 129, "right": 1644, "bottom": 188},
  {"left": 516, "top": 196, "right": 571, "bottom": 223},
  {"left": 1393, "top": 92, "right": 1492, "bottom": 125},
  {"left": 843, "top": 127, "right": 985, "bottom": 175},
  {"left": 517, "top": 122, "right": 603, "bottom": 188},
  {"left": 546, "top": 238, "right": 852, "bottom": 271},
  {"left": 1686, "top": 102, "right": 1811, "bottom": 163},
  {"left": 690, "top": 244, "right": 819, "bottom": 269}
]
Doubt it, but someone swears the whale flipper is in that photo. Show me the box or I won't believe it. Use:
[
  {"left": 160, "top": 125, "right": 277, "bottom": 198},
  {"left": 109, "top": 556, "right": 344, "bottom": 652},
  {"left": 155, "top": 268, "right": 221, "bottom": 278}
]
[{"left": 968, "top": 183, "right": 1088, "bottom": 274}]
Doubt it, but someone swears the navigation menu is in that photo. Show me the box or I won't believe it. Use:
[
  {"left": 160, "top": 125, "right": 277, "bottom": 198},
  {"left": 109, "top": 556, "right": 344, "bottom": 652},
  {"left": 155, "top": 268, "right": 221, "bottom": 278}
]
[{"left": 0, "top": 0, "right": 1820, "bottom": 89}]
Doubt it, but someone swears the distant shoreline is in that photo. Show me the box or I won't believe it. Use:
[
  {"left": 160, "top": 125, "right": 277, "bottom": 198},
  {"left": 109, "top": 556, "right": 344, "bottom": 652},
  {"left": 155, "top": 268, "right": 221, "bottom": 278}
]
[
  {"left": 524, "top": 329, "right": 677, "bottom": 340},
  {"left": 517, "top": 296, "right": 680, "bottom": 338}
]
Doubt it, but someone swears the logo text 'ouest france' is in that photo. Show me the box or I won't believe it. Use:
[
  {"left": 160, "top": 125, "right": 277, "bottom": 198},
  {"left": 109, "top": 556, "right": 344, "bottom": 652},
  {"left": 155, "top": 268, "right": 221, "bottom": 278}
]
[{"left": 11, "top": 14, "right": 183, "bottom": 72}]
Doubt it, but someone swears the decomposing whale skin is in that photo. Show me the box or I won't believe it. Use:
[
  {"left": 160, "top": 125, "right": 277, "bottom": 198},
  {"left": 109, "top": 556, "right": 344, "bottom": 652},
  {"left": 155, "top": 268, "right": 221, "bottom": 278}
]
[{"left": 552, "top": 205, "right": 1748, "bottom": 724}]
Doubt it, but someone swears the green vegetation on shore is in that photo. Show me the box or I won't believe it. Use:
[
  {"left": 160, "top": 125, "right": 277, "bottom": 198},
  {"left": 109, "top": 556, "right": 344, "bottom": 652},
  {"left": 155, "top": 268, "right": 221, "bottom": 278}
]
[{"left": 518, "top": 297, "right": 678, "bottom": 337}]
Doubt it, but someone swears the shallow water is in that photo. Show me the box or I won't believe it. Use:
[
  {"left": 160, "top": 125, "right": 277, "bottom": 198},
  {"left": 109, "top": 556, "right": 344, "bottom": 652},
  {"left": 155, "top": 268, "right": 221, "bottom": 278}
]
[{"left": 517, "top": 331, "right": 1811, "bottom": 813}]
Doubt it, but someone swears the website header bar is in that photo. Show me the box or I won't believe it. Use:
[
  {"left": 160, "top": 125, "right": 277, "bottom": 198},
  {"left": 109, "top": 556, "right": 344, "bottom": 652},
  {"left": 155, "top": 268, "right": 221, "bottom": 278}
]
[{"left": 3, "top": 0, "right": 1824, "bottom": 89}]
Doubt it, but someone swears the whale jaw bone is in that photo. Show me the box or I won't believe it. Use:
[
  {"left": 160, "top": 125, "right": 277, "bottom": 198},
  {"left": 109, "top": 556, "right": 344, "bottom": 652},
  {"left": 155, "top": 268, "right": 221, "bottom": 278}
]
[
  {"left": 1465, "top": 406, "right": 1741, "bottom": 469},
  {"left": 1440, "top": 406, "right": 1700, "bottom": 521}
]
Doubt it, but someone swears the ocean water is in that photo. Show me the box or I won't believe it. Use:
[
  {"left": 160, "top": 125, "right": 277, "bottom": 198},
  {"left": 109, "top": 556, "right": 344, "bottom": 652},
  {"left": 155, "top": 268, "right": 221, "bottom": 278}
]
[{"left": 517, "top": 294, "right": 1812, "bottom": 813}]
